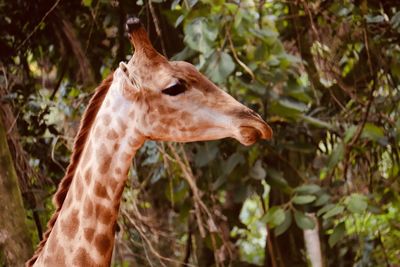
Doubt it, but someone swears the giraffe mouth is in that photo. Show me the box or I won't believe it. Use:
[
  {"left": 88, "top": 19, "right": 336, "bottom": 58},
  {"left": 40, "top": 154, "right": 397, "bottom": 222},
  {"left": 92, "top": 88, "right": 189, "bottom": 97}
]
[
  {"left": 238, "top": 122, "right": 273, "bottom": 146},
  {"left": 238, "top": 126, "right": 262, "bottom": 146}
]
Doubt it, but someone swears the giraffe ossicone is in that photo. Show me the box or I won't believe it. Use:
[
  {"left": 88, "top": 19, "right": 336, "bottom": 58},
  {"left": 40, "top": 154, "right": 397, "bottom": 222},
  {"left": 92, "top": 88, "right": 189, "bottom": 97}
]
[{"left": 27, "top": 15, "right": 272, "bottom": 267}]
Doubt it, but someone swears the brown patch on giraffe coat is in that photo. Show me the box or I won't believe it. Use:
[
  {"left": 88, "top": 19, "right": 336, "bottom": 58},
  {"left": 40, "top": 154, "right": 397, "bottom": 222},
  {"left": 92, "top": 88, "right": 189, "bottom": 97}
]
[
  {"left": 143, "top": 90, "right": 161, "bottom": 103},
  {"left": 106, "top": 129, "right": 119, "bottom": 140},
  {"left": 154, "top": 125, "right": 168, "bottom": 134},
  {"left": 113, "top": 143, "right": 120, "bottom": 151},
  {"left": 158, "top": 105, "right": 177, "bottom": 114},
  {"left": 97, "top": 144, "right": 112, "bottom": 174},
  {"left": 116, "top": 117, "right": 127, "bottom": 135},
  {"left": 94, "top": 181, "right": 109, "bottom": 199},
  {"left": 101, "top": 113, "right": 111, "bottom": 125},
  {"left": 44, "top": 253, "right": 67, "bottom": 267},
  {"left": 61, "top": 209, "right": 79, "bottom": 239},
  {"left": 109, "top": 177, "right": 118, "bottom": 190},
  {"left": 84, "top": 227, "right": 95, "bottom": 243},
  {"left": 95, "top": 203, "right": 113, "bottom": 224},
  {"left": 148, "top": 113, "right": 157, "bottom": 122},
  {"left": 53, "top": 247, "right": 67, "bottom": 267},
  {"left": 160, "top": 116, "right": 174, "bottom": 126},
  {"left": 121, "top": 152, "right": 131, "bottom": 162},
  {"left": 128, "top": 136, "right": 142, "bottom": 148},
  {"left": 94, "top": 126, "right": 102, "bottom": 139},
  {"left": 84, "top": 197, "right": 94, "bottom": 217},
  {"left": 180, "top": 111, "right": 192, "bottom": 121},
  {"left": 84, "top": 167, "right": 92, "bottom": 185},
  {"left": 111, "top": 187, "right": 124, "bottom": 211},
  {"left": 115, "top": 167, "right": 122, "bottom": 175},
  {"left": 73, "top": 247, "right": 98, "bottom": 267},
  {"left": 94, "top": 233, "right": 111, "bottom": 255}
]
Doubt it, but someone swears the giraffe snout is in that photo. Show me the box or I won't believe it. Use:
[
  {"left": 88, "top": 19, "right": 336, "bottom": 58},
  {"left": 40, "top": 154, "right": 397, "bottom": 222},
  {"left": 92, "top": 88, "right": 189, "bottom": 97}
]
[{"left": 234, "top": 108, "right": 273, "bottom": 145}]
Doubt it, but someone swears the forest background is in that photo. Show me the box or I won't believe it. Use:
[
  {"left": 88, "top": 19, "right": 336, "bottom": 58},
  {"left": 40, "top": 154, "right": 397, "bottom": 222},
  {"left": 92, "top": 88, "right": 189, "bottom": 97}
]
[{"left": 0, "top": 0, "right": 399, "bottom": 266}]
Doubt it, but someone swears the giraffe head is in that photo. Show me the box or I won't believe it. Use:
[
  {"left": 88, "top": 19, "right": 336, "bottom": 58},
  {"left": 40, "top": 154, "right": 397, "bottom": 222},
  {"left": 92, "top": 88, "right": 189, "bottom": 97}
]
[{"left": 119, "top": 16, "right": 272, "bottom": 146}]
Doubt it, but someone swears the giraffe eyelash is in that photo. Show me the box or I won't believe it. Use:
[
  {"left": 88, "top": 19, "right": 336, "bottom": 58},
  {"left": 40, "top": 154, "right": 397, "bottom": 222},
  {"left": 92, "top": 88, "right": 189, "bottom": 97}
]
[{"left": 161, "top": 80, "right": 187, "bottom": 96}]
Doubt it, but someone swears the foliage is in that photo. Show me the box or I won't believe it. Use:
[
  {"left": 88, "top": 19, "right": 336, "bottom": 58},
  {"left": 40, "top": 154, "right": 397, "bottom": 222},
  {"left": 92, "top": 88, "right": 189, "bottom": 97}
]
[{"left": 0, "top": 0, "right": 399, "bottom": 266}]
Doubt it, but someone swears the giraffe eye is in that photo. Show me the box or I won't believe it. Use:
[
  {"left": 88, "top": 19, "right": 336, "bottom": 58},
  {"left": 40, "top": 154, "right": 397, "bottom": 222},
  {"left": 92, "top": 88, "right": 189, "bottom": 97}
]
[{"left": 161, "top": 81, "right": 186, "bottom": 96}]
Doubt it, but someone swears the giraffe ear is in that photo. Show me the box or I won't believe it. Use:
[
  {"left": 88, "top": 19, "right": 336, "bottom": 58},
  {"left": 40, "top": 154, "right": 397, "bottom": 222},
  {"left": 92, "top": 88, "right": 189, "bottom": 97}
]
[{"left": 118, "top": 62, "right": 140, "bottom": 92}]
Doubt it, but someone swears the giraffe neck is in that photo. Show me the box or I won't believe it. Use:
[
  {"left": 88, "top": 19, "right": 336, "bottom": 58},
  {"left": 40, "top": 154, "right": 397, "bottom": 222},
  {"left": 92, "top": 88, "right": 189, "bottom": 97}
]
[{"left": 34, "top": 74, "right": 144, "bottom": 267}]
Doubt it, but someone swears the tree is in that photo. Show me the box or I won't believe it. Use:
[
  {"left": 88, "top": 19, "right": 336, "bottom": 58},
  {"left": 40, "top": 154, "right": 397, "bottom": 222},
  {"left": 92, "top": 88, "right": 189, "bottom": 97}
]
[{"left": 0, "top": 117, "right": 33, "bottom": 266}]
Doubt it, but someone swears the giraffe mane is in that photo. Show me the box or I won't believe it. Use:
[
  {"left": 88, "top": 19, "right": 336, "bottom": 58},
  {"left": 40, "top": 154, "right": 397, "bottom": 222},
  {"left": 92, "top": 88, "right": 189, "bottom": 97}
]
[{"left": 26, "top": 73, "right": 114, "bottom": 266}]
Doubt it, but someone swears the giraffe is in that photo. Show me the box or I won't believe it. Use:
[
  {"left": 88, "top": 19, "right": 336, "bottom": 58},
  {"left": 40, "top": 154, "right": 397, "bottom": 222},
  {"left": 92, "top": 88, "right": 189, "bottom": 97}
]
[{"left": 26, "top": 16, "right": 272, "bottom": 267}]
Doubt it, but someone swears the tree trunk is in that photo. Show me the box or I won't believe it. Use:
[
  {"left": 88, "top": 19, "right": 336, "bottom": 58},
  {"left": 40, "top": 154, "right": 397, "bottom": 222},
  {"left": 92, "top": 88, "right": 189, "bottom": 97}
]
[
  {"left": 303, "top": 213, "right": 323, "bottom": 267},
  {"left": 0, "top": 117, "right": 33, "bottom": 266}
]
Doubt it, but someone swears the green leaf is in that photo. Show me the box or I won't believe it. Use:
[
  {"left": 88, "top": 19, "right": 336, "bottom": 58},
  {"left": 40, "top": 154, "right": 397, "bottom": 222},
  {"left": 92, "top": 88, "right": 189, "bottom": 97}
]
[
  {"left": 82, "top": 0, "right": 92, "bottom": 7},
  {"left": 249, "top": 160, "right": 266, "bottom": 180},
  {"left": 344, "top": 125, "right": 357, "bottom": 143},
  {"left": 274, "top": 210, "right": 292, "bottom": 236},
  {"left": 361, "top": 123, "right": 386, "bottom": 144},
  {"left": 322, "top": 205, "right": 345, "bottom": 219},
  {"left": 262, "top": 207, "right": 285, "bottom": 228},
  {"left": 205, "top": 51, "right": 235, "bottom": 84},
  {"left": 314, "top": 194, "right": 331, "bottom": 207},
  {"left": 284, "top": 142, "right": 315, "bottom": 154},
  {"left": 184, "top": 17, "right": 217, "bottom": 54},
  {"left": 346, "top": 193, "right": 368, "bottom": 214},
  {"left": 317, "top": 203, "right": 335, "bottom": 216},
  {"left": 300, "top": 115, "right": 333, "bottom": 129},
  {"left": 294, "top": 210, "right": 315, "bottom": 230},
  {"left": 294, "top": 184, "right": 321, "bottom": 195},
  {"left": 292, "top": 195, "right": 316, "bottom": 205},
  {"left": 390, "top": 11, "right": 400, "bottom": 31},
  {"left": 224, "top": 152, "right": 245, "bottom": 176},
  {"left": 327, "top": 142, "right": 345, "bottom": 170},
  {"left": 329, "top": 222, "right": 346, "bottom": 247},
  {"left": 251, "top": 27, "right": 278, "bottom": 38},
  {"left": 269, "top": 99, "right": 308, "bottom": 118},
  {"left": 364, "top": 14, "right": 385, "bottom": 23},
  {"left": 266, "top": 168, "right": 292, "bottom": 194},
  {"left": 175, "top": 15, "right": 185, "bottom": 27},
  {"left": 171, "top": 0, "right": 180, "bottom": 9}
]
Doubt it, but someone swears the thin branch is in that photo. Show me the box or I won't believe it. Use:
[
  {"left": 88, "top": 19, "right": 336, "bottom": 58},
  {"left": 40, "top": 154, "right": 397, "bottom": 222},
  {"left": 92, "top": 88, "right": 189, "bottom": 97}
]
[
  {"left": 181, "top": 216, "right": 193, "bottom": 267},
  {"left": 16, "top": 0, "right": 62, "bottom": 51},
  {"left": 226, "top": 30, "right": 255, "bottom": 80},
  {"left": 122, "top": 209, "right": 197, "bottom": 267},
  {"left": 377, "top": 229, "right": 391, "bottom": 267},
  {"left": 167, "top": 143, "right": 207, "bottom": 237},
  {"left": 148, "top": 0, "right": 167, "bottom": 56},
  {"left": 85, "top": 0, "right": 101, "bottom": 54},
  {"left": 51, "top": 136, "right": 66, "bottom": 172},
  {"left": 343, "top": 78, "right": 376, "bottom": 181}
]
